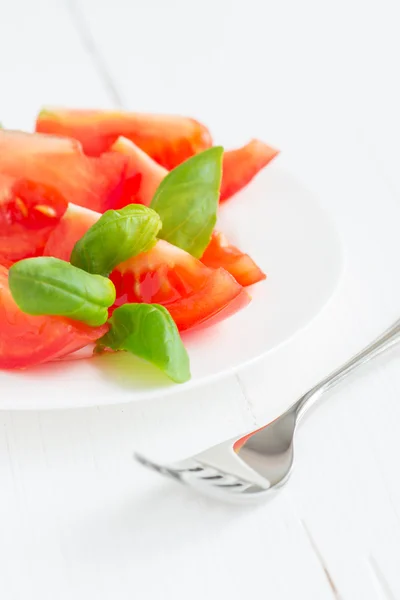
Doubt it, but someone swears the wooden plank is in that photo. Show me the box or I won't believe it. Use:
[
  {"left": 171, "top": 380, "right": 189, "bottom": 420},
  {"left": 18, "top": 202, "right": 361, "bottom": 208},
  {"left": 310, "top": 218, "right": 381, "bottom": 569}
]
[
  {"left": 0, "top": 0, "right": 114, "bottom": 131},
  {"left": 1, "top": 0, "right": 400, "bottom": 598}
]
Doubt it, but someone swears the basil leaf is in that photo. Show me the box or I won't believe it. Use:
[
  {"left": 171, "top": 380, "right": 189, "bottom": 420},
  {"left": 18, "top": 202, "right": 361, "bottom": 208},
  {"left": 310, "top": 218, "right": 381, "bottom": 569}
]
[
  {"left": 151, "top": 146, "right": 223, "bottom": 258},
  {"left": 9, "top": 257, "right": 115, "bottom": 326},
  {"left": 99, "top": 303, "right": 191, "bottom": 383},
  {"left": 71, "top": 204, "right": 162, "bottom": 276}
]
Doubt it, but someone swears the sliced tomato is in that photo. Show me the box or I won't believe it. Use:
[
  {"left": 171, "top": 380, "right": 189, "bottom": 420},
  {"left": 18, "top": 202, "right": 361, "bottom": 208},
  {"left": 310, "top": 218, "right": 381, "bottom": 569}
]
[
  {"left": 36, "top": 108, "right": 212, "bottom": 170},
  {"left": 201, "top": 231, "right": 266, "bottom": 287},
  {"left": 0, "top": 129, "right": 128, "bottom": 213},
  {"left": 110, "top": 240, "right": 250, "bottom": 331},
  {"left": 0, "top": 174, "right": 68, "bottom": 267},
  {"left": 43, "top": 204, "right": 250, "bottom": 331},
  {"left": 111, "top": 137, "right": 167, "bottom": 207},
  {"left": 220, "top": 139, "right": 279, "bottom": 202},
  {"left": 0, "top": 265, "right": 108, "bottom": 369},
  {"left": 43, "top": 203, "right": 101, "bottom": 261}
]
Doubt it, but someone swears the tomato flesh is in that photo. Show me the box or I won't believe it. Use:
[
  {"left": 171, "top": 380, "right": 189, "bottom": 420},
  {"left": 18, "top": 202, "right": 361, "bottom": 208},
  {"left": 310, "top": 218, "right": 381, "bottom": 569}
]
[
  {"left": 220, "top": 139, "right": 279, "bottom": 202},
  {"left": 0, "top": 128, "right": 80, "bottom": 155},
  {"left": 36, "top": 108, "right": 212, "bottom": 170},
  {"left": 201, "top": 231, "right": 266, "bottom": 287},
  {"left": 43, "top": 203, "right": 101, "bottom": 261},
  {"left": 0, "top": 129, "right": 128, "bottom": 213},
  {"left": 0, "top": 174, "right": 68, "bottom": 267},
  {"left": 111, "top": 240, "right": 249, "bottom": 331},
  {"left": 111, "top": 137, "right": 167, "bottom": 207},
  {"left": 0, "top": 265, "right": 108, "bottom": 369}
]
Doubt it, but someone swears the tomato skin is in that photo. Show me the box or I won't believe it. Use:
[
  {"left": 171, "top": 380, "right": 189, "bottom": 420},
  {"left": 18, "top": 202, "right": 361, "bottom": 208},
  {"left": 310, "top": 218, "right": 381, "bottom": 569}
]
[
  {"left": 0, "top": 174, "right": 68, "bottom": 267},
  {"left": 220, "top": 139, "right": 279, "bottom": 202},
  {"left": 111, "top": 240, "right": 249, "bottom": 331},
  {"left": 201, "top": 231, "right": 266, "bottom": 287},
  {"left": 36, "top": 108, "right": 212, "bottom": 170},
  {"left": 0, "top": 265, "right": 108, "bottom": 369},
  {"left": 0, "top": 129, "right": 128, "bottom": 214},
  {"left": 110, "top": 137, "right": 167, "bottom": 207},
  {"left": 184, "top": 284, "right": 250, "bottom": 332}
]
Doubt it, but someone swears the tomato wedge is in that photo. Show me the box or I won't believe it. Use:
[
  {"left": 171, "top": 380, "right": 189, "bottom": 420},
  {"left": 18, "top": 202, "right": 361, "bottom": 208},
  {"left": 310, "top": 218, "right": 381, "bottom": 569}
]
[
  {"left": 220, "top": 139, "right": 279, "bottom": 202},
  {"left": 0, "top": 265, "right": 108, "bottom": 369},
  {"left": 36, "top": 108, "right": 212, "bottom": 170},
  {"left": 111, "top": 137, "right": 167, "bottom": 207},
  {"left": 0, "top": 129, "right": 128, "bottom": 213},
  {"left": 110, "top": 240, "right": 250, "bottom": 331},
  {"left": 0, "top": 174, "right": 68, "bottom": 267},
  {"left": 201, "top": 231, "right": 266, "bottom": 287}
]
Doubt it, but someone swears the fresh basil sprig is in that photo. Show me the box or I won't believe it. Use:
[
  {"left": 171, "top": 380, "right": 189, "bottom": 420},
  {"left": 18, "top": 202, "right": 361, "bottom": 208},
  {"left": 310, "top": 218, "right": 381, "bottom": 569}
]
[
  {"left": 71, "top": 204, "right": 161, "bottom": 276},
  {"left": 9, "top": 257, "right": 115, "bottom": 326},
  {"left": 98, "top": 303, "right": 191, "bottom": 383},
  {"left": 150, "top": 146, "right": 223, "bottom": 258}
]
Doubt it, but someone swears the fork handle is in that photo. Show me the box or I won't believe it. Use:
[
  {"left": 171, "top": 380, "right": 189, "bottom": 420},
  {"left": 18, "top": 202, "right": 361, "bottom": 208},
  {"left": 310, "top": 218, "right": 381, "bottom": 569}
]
[{"left": 295, "top": 318, "right": 400, "bottom": 421}]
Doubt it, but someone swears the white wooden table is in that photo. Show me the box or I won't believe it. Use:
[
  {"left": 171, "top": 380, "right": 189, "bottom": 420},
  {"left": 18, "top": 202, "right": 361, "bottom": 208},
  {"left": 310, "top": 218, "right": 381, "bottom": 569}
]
[{"left": 1, "top": 1, "right": 400, "bottom": 598}]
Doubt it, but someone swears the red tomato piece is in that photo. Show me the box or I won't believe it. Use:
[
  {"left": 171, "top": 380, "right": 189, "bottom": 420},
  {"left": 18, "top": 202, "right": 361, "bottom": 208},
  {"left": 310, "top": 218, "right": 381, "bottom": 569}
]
[
  {"left": 0, "top": 265, "right": 108, "bottom": 369},
  {"left": 110, "top": 137, "right": 167, "bottom": 207},
  {"left": 43, "top": 203, "right": 101, "bottom": 261},
  {"left": 0, "top": 174, "right": 68, "bottom": 267},
  {"left": 201, "top": 231, "right": 266, "bottom": 287},
  {"left": 36, "top": 108, "right": 212, "bottom": 170},
  {"left": 220, "top": 139, "right": 279, "bottom": 202},
  {"left": 0, "top": 129, "right": 128, "bottom": 213},
  {"left": 43, "top": 205, "right": 250, "bottom": 331},
  {"left": 110, "top": 240, "right": 250, "bottom": 331}
]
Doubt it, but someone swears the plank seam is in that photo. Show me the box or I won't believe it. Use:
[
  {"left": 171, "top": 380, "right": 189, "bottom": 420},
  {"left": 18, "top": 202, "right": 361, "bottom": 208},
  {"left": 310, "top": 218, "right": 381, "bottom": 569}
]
[{"left": 65, "top": 0, "right": 124, "bottom": 108}]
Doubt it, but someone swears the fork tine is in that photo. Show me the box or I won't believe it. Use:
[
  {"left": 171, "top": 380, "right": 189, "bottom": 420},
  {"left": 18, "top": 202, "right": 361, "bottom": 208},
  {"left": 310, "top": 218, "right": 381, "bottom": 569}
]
[{"left": 135, "top": 452, "right": 274, "bottom": 502}]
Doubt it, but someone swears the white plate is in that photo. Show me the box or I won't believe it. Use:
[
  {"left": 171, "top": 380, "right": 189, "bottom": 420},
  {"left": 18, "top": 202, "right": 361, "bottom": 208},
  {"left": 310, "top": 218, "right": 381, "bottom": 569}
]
[{"left": 0, "top": 157, "right": 343, "bottom": 410}]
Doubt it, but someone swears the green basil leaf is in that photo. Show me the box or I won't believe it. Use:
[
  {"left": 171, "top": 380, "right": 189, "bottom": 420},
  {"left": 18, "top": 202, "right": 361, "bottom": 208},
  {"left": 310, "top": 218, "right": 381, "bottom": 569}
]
[
  {"left": 70, "top": 204, "right": 162, "bottom": 276},
  {"left": 99, "top": 303, "right": 191, "bottom": 383},
  {"left": 150, "top": 146, "right": 223, "bottom": 258},
  {"left": 9, "top": 257, "right": 115, "bottom": 326}
]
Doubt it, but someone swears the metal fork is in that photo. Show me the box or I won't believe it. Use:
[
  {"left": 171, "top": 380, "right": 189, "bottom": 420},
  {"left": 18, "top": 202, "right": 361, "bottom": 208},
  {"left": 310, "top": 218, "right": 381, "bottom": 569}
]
[{"left": 136, "top": 318, "right": 400, "bottom": 503}]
